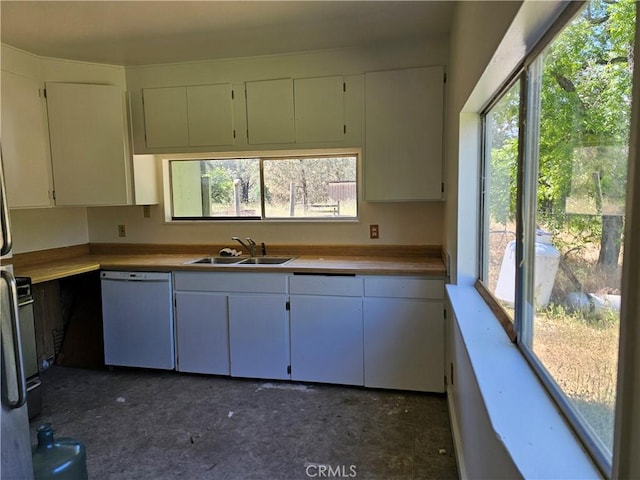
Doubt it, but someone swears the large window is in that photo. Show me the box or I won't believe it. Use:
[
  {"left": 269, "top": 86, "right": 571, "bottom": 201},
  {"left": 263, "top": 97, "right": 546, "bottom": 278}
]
[
  {"left": 480, "top": 0, "right": 636, "bottom": 474},
  {"left": 169, "top": 153, "right": 357, "bottom": 220}
]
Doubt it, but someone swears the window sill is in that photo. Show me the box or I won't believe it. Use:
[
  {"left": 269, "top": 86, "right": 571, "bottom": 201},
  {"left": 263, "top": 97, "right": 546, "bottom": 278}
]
[{"left": 446, "top": 284, "right": 601, "bottom": 479}]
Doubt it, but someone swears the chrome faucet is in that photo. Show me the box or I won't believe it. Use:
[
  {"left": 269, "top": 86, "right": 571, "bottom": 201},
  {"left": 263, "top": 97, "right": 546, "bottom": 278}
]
[
  {"left": 232, "top": 237, "right": 257, "bottom": 256},
  {"left": 246, "top": 238, "right": 257, "bottom": 255}
]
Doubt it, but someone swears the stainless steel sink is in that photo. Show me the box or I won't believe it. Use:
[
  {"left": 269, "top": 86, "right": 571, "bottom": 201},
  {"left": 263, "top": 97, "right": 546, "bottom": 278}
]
[
  {"left": 238, "top": 257, "right": 294, "bottom": 265},
  {"left": 188, "top": 256, "right": 244, "bottom": 265},
  {"left": 186, "top": 256, "right": 294, "bottom": 265}
]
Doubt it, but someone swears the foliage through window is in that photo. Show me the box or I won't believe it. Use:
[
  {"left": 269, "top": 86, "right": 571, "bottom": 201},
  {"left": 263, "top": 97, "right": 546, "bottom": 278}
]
[
  {"left": 169, "top": 154, "right": 357, "bottom": 220},
  {"left": 480, "top": 0, "right": 636, "bottom": 474},
  {"left": 481, "top": 81, "right": 520, "bottom": 321}
]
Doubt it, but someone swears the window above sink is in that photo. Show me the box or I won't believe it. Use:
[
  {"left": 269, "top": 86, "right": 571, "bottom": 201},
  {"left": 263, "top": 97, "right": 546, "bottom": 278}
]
[{"left": 164, "top": 149, "right": 359, "bottom": 223}]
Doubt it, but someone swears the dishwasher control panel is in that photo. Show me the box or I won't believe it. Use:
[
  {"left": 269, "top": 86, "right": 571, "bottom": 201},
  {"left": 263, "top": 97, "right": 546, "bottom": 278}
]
[{"left": 101, "top": 271, "right": 170, "bottom": 281}]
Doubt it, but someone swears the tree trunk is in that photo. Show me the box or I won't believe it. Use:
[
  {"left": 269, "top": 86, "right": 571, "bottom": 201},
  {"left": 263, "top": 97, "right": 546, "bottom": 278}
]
[{"left": 598, "top": 215, "right": 624, "bottom": 265}]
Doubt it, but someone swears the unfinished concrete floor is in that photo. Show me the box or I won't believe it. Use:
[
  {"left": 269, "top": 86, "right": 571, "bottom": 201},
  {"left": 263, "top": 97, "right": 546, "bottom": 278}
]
[{"left": 29, "top": 366, "right": 458, "bottom": 480}]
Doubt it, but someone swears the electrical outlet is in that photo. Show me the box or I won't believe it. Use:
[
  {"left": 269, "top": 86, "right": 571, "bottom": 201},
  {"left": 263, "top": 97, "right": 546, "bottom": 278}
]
[
  {"left": 369, "top": 224, "right": 379, "bottom": 239},
  {"left": 118, "top": 224, "right": 126, "bottom": 237}
]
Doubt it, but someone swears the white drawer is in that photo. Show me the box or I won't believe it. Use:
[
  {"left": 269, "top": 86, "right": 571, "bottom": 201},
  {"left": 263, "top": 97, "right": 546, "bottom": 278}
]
[
  {"left": 289, "top": 274, "right": 363, "bottom": 297},
  {"left": 364, "top": 276, "right": 444, "bottom": 299},
  {"left": 174, "top": 272, "right": 287, "bottom": 294}
]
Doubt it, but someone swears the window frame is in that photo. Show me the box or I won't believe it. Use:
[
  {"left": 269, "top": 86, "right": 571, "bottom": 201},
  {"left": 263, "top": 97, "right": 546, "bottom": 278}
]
[
  {"left": 162, "top": 148, "right": 361, "bottom": 223},
  {"left": 477, "top": 73, "right": 525, "bottom": 343},
  {"left": 476, "top": 1, "right": 633, "bottom": 476}
]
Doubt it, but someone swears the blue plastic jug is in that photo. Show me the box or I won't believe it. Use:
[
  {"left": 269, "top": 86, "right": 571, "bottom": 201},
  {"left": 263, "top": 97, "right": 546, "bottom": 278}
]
[{"left": 32, "top": 423, "right": 88, "bottom": 480}]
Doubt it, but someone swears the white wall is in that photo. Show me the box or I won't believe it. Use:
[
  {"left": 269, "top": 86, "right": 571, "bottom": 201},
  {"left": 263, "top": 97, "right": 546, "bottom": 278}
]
[
  {"left": 87, "top": 39, "right": 449, "bottom": 247},
  {"left": 86, "top": 201, "right": 443, "bottom": 246},
  {"left": 447, "top": 310, "right": 522, "bottom": 479},
  {"left": 9, "top": 208, "right": 89, "bottom": 254}
]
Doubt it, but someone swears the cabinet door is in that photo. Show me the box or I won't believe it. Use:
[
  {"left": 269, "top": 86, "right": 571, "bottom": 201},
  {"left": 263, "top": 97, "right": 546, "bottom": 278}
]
[
  {"left": 228, "top": 295, "right": 289, "bottom": 380},
  {"left": 294, "top": 76, "right": 344, "bottom": 143},
  {"left": 290, "top": 295, "right": 363, "bottom": 386},
  {"left": 1, "top": 70, "right": 53, "bottom": 208},
  {"left": 246, "top": 78, "right": 295, "bottom": 144},
  {"left": 175, "top": 291, "right": 229, "bottom": 375},
  {"left": 142, "top": 87, "right": 189, "bottom": 148},
  {"left": 364, "top": 299, "right": 444, "bottom": 392},
  {"left": 364, "top": 66, "right": 444, "bottom": 201},
  {"left": 187, "top": 84, "right": 235, "bottom": 146},
  {"left": 46, "top": 82, "right": 131, "bottom": 206}
]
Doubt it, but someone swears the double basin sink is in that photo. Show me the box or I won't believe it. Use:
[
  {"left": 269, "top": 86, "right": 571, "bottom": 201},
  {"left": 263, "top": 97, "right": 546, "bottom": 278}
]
[{"left": 187, "top": 256, "right": 295, "bottom": 266}]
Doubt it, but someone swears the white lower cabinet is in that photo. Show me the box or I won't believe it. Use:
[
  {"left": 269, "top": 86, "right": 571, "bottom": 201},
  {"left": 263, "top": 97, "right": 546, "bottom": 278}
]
[
  {"left": 364, "top": 299, "right": 444, "bottom": 392},
  {"left": 174, "top": 291, "right": 229, "bottom": 375},
  {"left": 363, "top": 277, "right": 445, "bottom": 392},
  {"left": 228, "top": 295, "right": 289, "bottom": 380},
  {"left": 173, "top": 272, "right": 289, "bottom": 379},
  {"left": 172, "top": 271, "right": 444, "bottom": 392},
  {"left": 290, "top": 296, "right": 363, "bottom": 386},
  {"left": 289, "top": 275, "right": 364, "bottom": 386}
]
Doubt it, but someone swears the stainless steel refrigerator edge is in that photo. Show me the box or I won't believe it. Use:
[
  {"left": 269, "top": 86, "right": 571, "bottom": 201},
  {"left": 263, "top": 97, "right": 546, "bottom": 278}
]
[{"left": 1, "top": 149, "right": 35, "bottom": 479}]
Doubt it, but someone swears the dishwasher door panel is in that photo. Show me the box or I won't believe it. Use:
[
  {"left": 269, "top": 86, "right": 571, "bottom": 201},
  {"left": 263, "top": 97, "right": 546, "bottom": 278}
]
[{"left": 101, "top": 273, "right": 174, "bottom": 370}]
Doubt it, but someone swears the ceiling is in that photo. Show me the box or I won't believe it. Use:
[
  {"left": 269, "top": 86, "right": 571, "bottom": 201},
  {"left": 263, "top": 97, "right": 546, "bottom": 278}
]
[{"left": 0, "top": 1, "right": 455, "bottom": 67}]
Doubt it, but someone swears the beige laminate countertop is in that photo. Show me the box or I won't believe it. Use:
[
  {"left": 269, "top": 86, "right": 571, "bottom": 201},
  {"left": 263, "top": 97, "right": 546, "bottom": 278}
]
[{"left": 15, "top": 252, "right": 447, "bottom": 284}]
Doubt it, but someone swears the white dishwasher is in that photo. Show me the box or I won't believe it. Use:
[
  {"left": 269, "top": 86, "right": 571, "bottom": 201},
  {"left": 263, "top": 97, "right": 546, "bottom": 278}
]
[{"left": 101, "top": 271, "right": 175, "bottom": 370}]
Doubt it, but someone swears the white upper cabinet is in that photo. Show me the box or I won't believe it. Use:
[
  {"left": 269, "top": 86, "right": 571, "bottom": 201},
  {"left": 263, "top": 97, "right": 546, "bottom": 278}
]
[
  {"left": 364, "top": 66, "right": 444, "bottom": 201},
  {"left": 133, "top": 72, "right": 356, "bottom": 152},
  {"left": 187, "top": 84, "right": 235, "bottom": 146},
  {"left": 46, "top": 82, "right": 131, "bottom": 206},
  {"left": 1, "top": 70, "right": 54, "bottom": 208},
  {"left": 245, "top": 78, "right": 295, "bottom": 144},
  {"left": 142, "top": 84, "right": 235, "bottom": 148},
  {"left": 245, "top": 76, "right": 345, "bottom": 145},
  {"left": 294, "top": 76, "right": 345, "bottom": 143},
  {"left": 143, "top": 87, "right": 189, "bottom": 148}
]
